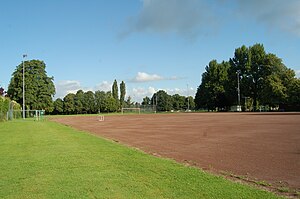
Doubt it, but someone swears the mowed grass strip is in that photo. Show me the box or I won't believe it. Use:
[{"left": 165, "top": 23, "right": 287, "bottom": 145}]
[{"left": 0, "top": 121, "right": 281, "bottom": 199}]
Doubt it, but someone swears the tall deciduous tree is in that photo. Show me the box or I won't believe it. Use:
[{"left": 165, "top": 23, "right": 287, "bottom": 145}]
[
  {"left": 7, "top": 60, "right": 55, "bottom": 112},
  {"left": 126, "top": 96, "right": 133, "bottom": 107},
  {"left": 104, "top": 91, "right": 118, "bottom": 112},
  {"left": 287, "top": 78, "right": 300, "bottom": 107},
  {"left": 230, "top": 44, "right": 292, "bottom": 109},
  {"left": 74, "top": 90, "right": 85, "bottom": 114},
  {"left": 112, "top": 79, "right": 118, "bottom": 101},
  {"left": 196, "top": 43, "right": 299, "bottom": 111},
  {"left": 84, "top": 91, "right": 96, "bottom": 114},
  {"left": 142, "top": 96, "right": 151, "bottom": 106},
  {"left": 228, "top": 45, "right": 250, "bottom": 106},
  {"left": 172, "top": 94, "right": 185, "bottom": 110},
  {"left": 247, "top": 44, "right": 267, "bottom": 109},
  {"left": 120, "top": 81, "right": 126, "bottom": 108},
  {"left": 53, "top": 98, "right": 64, "bottom": 115},
  {"left": 152, "top": 90, "right": 172, "bottom": 111},
  {"left": 186, "top": 96, "right": 195, "bottom": 110},
  {"left": 63, "top": 93, "right": 75, "bottom": 114},
  {"left": 95, "top": 90, "right": 106, "bottom": 113},
  {"left": 195, "top": 60, "right": 229, "bottom": 111}
]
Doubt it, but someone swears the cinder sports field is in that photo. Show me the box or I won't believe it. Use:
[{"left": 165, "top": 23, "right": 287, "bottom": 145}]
[{"left": 53, "top": 112, "right": 300, "bottom": 191}]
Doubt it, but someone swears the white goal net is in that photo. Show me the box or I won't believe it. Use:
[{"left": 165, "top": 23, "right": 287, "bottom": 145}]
[{"left": 121, "top": 108, "right": 141, "bottom": 114}]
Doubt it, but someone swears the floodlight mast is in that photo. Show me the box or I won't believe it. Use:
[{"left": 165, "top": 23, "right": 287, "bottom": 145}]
[
  {"left": 155, "top": 93, "right": 157, "bottom": 113},
  {"left": 22, "top": 54, "right": 27, "bottom": 119},
  {"left": 237, "top": 70, "right": 241, "bottom": 109},
  {"left": 187, "top": 84, "right": 189, "bottom": 111}
]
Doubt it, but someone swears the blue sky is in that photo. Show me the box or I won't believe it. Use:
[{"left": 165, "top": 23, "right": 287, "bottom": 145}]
[{"left": 1, "top": 0, "right": 300, "bottom": 102}]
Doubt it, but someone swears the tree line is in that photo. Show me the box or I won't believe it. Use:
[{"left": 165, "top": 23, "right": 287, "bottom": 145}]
[
  {"left": 5, "top": 44, "right": 299, "bottom": 115},
  {"left": 54, "top": 87, "right": 195, "bottom": 115},
  {"left": 141, "top": 90, "right": 195, "bottom": 112},
  {"left": 5, "top": 59, "right": 195, "bottom": 114},
  {"left": 53, "top": 80, "right": 126, "bottom": 114},
  {"left": 195, "top": 44, "right": 300, "bottom": 111}
]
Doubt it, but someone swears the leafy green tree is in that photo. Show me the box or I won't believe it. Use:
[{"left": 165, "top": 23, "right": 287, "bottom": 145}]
[
  {"left": 186, "top": 96, "right": 195, "bottom": 110},
  {"left": 230, "top": 44, "right": 294, "bottom": 109},
  {"left": 74, "top": 90, "right": 84, "bottom": 114},
  {"left": 63, "top": 93, "right": 75, "bottom": 114},
  {"left": 261, "top": 75, "right": 286, "bottom": 106},
  {"left": 84, "top": 91, "right": 96, "bottom": 114},
  {"left": 172, "top": 94, "right": 185, "bottom": 110},
  {"left": 53, "top": 98, "right": 64, "bottom": 115},
  {"left": 247, "top": 44, "right": 267, "bottom": 109},
  {"left": 152, "top": 90, "right": 172, "bottom": 111},
  {"left": 142, "top": 96, "right": 151, "bottom": 106},
  {"left": 195, "top": 84, "right": 206, "bottom": 110},
  {"left": 195, "top": 43, "right": 299, "bottom": 111},
  {"left": 195, "top": 60, "right": 230, "bottom": 111},
  {"left": 120, "top": 81, "right": 126, "bottom": 108},
  {"left": 228, "top": 45, "right": 250, "bottom": 106},
  {"left": 95, "top": 90, "right": 106, "bottom": 113},
  {"left": 287, "top": 78, "right": 300, "bottom": 106},
  {"left": 7, "top": 60, "right": 55, "bottom": 113},
  {"left": 104, "top": 91, "right": 118, "bottom": 112},
  {"left": 125, "top": 96, "right": 133, "bottom": 107},
  {"left": 112, "top": 80, "right": 118, "bottom": 101}
]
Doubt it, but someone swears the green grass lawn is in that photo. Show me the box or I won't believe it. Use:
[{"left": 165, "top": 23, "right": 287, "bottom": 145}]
[{"left": 0, "top": 120, "right": 281, "bottom": 199}]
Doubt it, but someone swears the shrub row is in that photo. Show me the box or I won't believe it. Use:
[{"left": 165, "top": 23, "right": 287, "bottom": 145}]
[{"left": 0, "top": 97, "right": 21, "bottom": 121}]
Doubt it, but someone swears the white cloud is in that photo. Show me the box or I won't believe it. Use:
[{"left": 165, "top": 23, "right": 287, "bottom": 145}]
[
  {"left": 130, "top": 72, "right": 183, "bottom": 83},
  {"left": 94, "top": 81, "right": 112, "bottom": 92},
  {"left": 165, "top": 87, "right": 195, "bottom": 97},
  {"left": 131, "top": 86, "right": 156, "bottom": 100},
  {"left": 127, "top": 86, "right": 155, "bottom": 102},
  {"left": 55, "top": 80, "right": 113, "bottom": 99},
  {"left": 55, "top": 80, "right": 82, "bottom": 99},
  {"left": 55, "top": 79, "right": 197, "bottom": 103},
  {"left": 296, "top": 70, "right": 300, "bottom": 78},
  {"left": 128, "top": 86, "right": 196, "bottom": 103},
  {"left": 131, "top": 72, "right": 163, "bottom": 82}
]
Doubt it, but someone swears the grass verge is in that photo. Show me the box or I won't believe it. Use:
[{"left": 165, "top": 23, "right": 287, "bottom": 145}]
[{"left": 0, "top": 120, "right": 282, "bottom": 199}]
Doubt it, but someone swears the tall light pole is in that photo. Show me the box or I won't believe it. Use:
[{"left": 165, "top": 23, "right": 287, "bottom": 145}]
[
  {"left": 187, "top": 84, "right": 189, "bottom": 111},
  {"left": 237, "top": 70, "right": 241, "bottom": 111},
  {"left": 155, "top": 93, "right": 158, "bottom": 113},
  {"left": 22, "top": 54, "right": 27, "bottom": 119}
]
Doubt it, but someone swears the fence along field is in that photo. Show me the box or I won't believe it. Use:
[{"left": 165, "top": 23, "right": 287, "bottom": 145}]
[{"left": 8, "top": 110, "right": 45, "bottom": 120}]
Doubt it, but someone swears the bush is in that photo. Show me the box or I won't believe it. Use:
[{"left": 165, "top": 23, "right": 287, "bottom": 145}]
[{"left": 0, "top": 97, "right": 21, "bottom": 121}]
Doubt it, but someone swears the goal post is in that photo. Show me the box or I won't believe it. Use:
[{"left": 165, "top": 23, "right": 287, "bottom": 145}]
[
  {"left": 98, "top": 115, "right": 105, "bottom": 121},
  {"left": 121, "top": 108, "right": 140, "bottom": 114}
]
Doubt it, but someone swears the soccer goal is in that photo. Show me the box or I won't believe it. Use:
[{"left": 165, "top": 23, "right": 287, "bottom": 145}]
[{"left": 121, "top": 108, "right": 140, "bottom": 114}]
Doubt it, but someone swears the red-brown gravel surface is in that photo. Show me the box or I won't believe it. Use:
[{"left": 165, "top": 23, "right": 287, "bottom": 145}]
[{"left": 52, "top": 112, "right": 300, "bottom": 190}]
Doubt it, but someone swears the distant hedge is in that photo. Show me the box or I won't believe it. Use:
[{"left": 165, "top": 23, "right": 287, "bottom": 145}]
[{"left": 0, "top": 97, "right": 21, "bottom": 121}]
